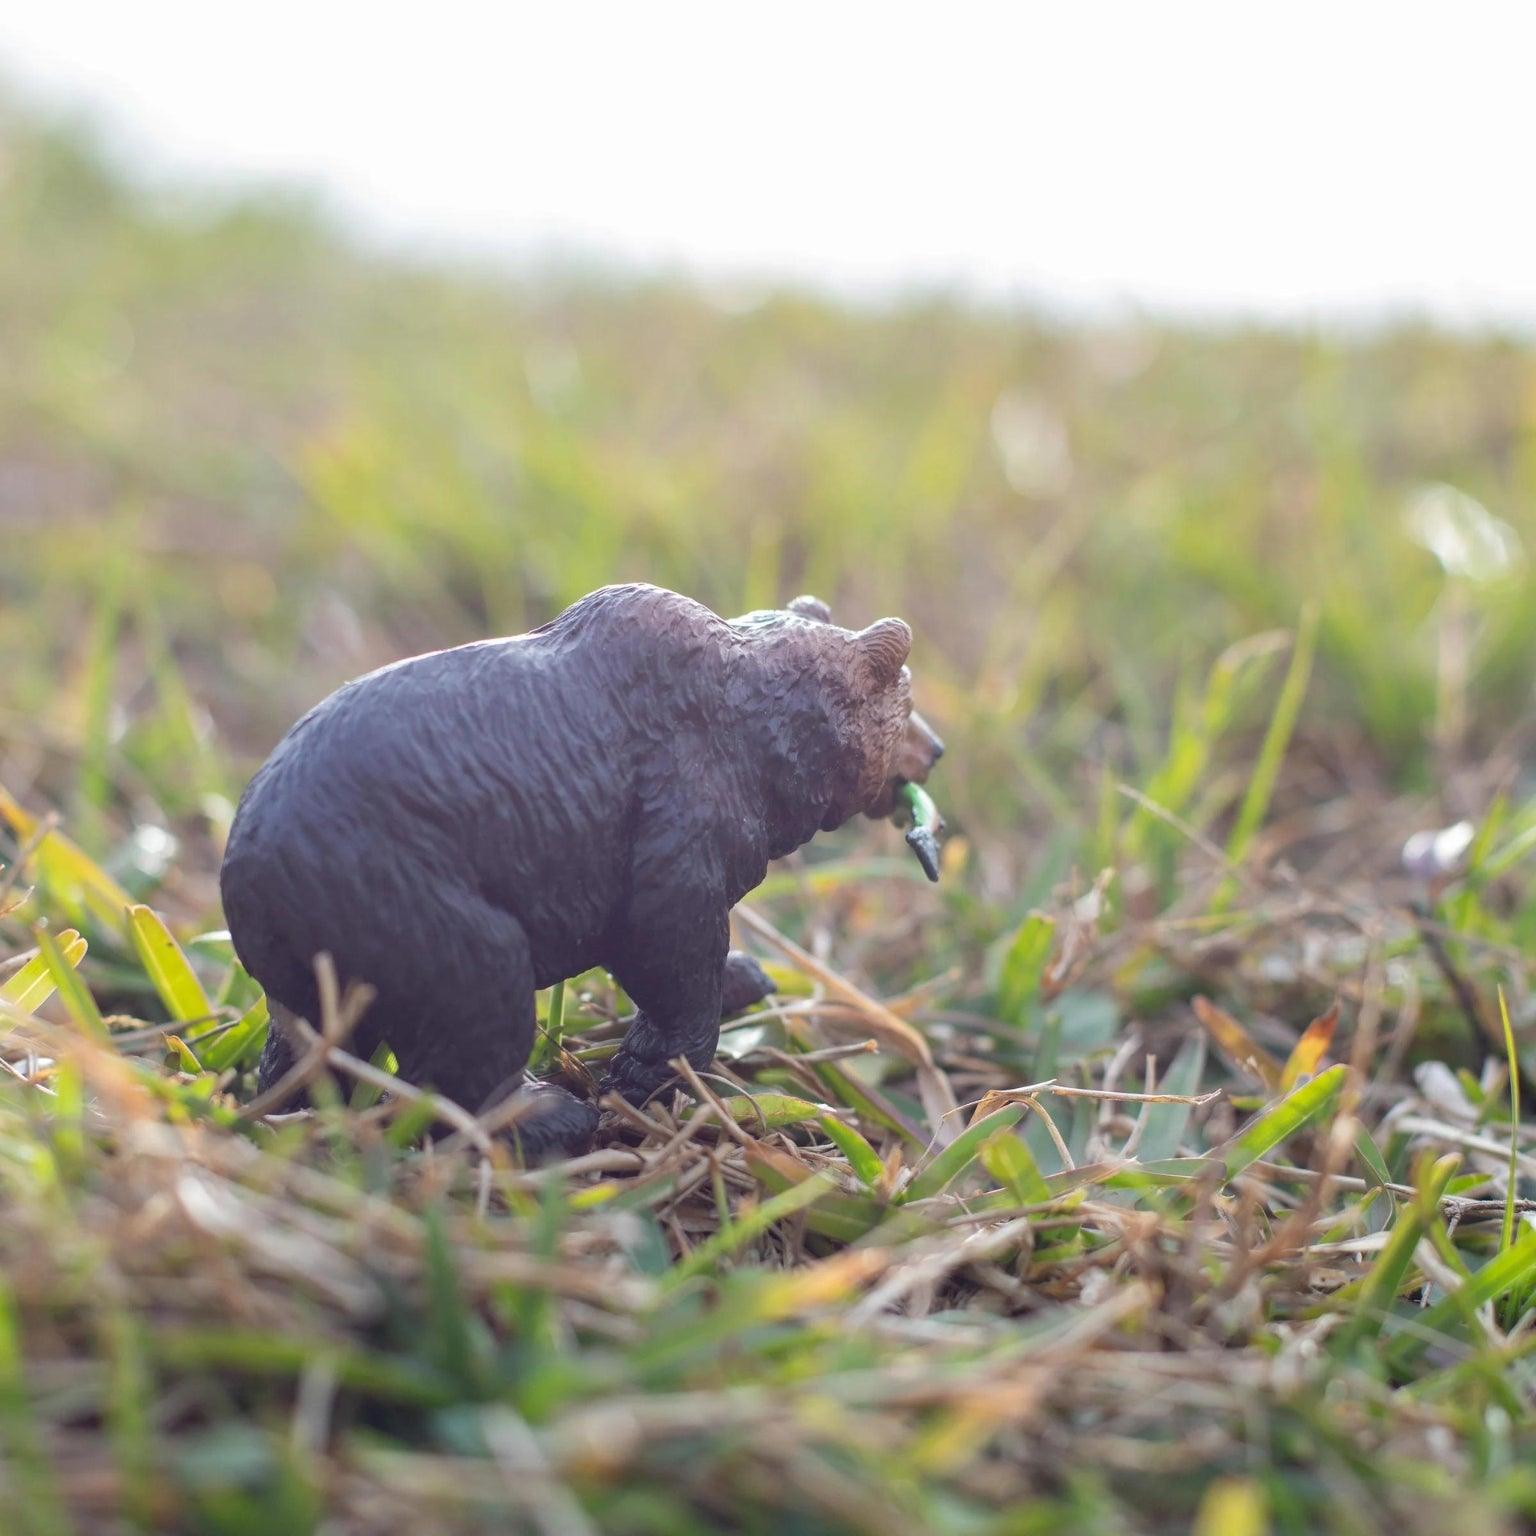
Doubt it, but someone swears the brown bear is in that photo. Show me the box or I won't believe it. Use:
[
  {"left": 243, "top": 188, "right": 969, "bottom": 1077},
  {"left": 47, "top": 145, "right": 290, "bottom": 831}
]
[{"left": 220, "top": 583, "right": 943, "bottom": 1155}]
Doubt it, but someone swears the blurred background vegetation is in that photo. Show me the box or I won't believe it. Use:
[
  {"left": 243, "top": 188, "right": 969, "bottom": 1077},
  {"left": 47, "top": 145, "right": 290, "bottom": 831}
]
[
  {"left": 13, "top": 91, "right": 1536, "bottom": 1535},
  {"left": 7, "top": 98, "right": 1536, "bottom": 917}
]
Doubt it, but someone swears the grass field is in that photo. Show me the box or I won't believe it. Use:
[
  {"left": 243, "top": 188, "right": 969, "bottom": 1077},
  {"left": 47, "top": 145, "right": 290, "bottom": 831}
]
[{"left": 8, "top": 100, "right": 1536, "bottom": 1534}]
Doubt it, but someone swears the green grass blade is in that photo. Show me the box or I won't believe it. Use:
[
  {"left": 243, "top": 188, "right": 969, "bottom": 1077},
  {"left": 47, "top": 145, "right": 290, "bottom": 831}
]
[
  {"left": 127, "top": 904, "right": 216, "bottom": 1031},
  {"left": 0, "top": 930, "right": 87, "bottom": 1017},
  {"left": 422, "top": 1208, "right": 481, "bottom": 1395},
  {"left": 1225, "top": 604, "right": 1318, "bottom": 868},
  {"left": 818, "top": 1113, "right": 885, "bottom": 1187},
  {"left": 98, "top": 1304, "right": 154, "bottom": 1529},
  {"left": 0, "top": 1279, "right": 74, "bottom": 1536},
  {"left": 1355, "top": 1125, "right": 1394, "bottom": 1189},
  {"left": 1390, "top": 1228, "right": 1536, "bottom": 1369},
  {"left": 667, "top": 1171, "right": 837, "bottom": 1284},
  {"left": 979, "top": 1123, "right": 1053, "bottom": 1204},
  {"left": 1499, "top": 986, "right": 1520, "bottom": 1256},
  {"left": 1134, "top": 1032, "right": 1207, "bottom": 1163},
  {"left": 200, "top": 995, "right": 270, "bottom": 1073},
  {"left": 997, "top": 914, "right": 1055, "bottom": 1026},
  {"left": 1334, "top": 1153, "right": 1459, "bottom": 1348},
  {"left": 0, "top": 784, "right": 136, "bottom": 940},
  {"left": 795, "top": 1036, "right": 927, "bottom": 1149},
  {"left": 719, "top": 1092, "right": 823, "bottom": 1130},
  {"left": 529, "top": 978, "right": 568, "bottom": 1072},
  {"left": 1215, "top": 1063, "right": 1347, "bottom": 1179},
  {"left": 154, "top": 1329, "right": 452, "bottom": 1406},
  {"left": 75, "top": 555, "right": 124, "bottom": 853},
  {"left": 744, "top": 1151, "right": 888, "bottom": 1243},
  {"left": 903, "top": 1104, "right": 1027, "bottom": 1202},
  {"left": 35, "top": 924, "right": 107, "bottom": 1041}
]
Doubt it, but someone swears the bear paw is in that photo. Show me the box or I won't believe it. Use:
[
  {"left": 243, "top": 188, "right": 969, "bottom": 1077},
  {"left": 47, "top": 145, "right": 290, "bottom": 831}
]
[
  {"left": 501, "top": 1083, "right": 600, "bottom": 1164},
  {"left": 721, "top": 951, "right": 775, "bottom": 1017}
]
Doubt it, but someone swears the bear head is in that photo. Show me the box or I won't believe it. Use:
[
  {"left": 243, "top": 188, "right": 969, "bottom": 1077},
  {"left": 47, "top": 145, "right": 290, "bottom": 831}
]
[{"left": 730, "top": 594, "right": 944, "bottom": 848}]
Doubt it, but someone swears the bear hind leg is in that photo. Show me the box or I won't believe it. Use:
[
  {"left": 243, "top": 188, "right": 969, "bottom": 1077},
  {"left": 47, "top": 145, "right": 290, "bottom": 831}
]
[
  {"left": 253, "top": 987, "right": 389, "bottom": 1106},
  {"left": 255, "top": 1000, "right": 302, "bottom": 1097},
  {"left": 381, "top": 905, "right": 596, "bottom": 1159}
]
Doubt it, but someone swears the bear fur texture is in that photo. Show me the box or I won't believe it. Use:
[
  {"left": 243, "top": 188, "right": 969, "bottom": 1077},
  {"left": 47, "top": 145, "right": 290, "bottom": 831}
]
[{"left": 220, "top": 583, "right": 942, "bottom": 1156}]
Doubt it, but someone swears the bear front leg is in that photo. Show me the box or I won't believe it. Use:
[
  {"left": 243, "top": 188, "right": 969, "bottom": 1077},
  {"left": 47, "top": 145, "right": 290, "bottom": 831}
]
[
  {"left": 603, "top": 908, "right": 729, "bottom": 1106},
  {"left": 602, "top": 949, "right": 771, "bottom": 1106}
]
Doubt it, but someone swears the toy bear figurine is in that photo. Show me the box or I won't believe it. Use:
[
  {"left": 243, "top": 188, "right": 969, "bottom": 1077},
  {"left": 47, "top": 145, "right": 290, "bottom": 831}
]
[{"left": 220, "top": 584, "right": 944, "bottom": 1156}]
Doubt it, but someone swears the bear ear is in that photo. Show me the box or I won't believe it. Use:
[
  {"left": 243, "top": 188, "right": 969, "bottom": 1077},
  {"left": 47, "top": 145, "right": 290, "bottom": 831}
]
[
  {"left": 787, "top": 594, "right": 833, "bottom": 623},
  {"left": 856, "top": 618, "right": 912, "bottom": 688}
]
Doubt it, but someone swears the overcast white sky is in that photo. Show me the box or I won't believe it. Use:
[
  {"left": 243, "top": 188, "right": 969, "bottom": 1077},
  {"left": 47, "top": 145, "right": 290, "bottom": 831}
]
[{"left": 2, "top": 1, "right": 1534, "bottom": 323}]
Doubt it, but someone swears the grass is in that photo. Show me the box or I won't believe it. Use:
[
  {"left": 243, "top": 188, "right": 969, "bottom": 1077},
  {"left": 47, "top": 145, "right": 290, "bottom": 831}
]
[{"left": 6, "top": 94, "right": 1536, "bottom": 1532}]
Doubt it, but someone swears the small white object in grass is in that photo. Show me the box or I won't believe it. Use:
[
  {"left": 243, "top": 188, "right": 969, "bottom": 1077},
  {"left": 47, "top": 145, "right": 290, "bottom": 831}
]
[
  {"left": 1405, "top": 483, "right": 1523, "bottom": 583},
  {"left": 124, "top": 823, "right": 179, "bottom": 881},
  {"left": 1413, "top": 1061, "right": 1479, "bottom": 1124},
  {"left": 1402, "top": 820, "right": 1475, "bottom": 880}
]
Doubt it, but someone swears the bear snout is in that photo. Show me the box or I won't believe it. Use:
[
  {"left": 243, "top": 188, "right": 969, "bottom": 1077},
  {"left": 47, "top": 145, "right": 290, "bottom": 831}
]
[{"left": 896, "top": 710, "right": 944, "bottom": 783}]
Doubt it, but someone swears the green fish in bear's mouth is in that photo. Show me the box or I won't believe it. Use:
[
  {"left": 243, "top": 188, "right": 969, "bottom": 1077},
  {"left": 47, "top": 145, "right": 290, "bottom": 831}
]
[{"left": 897, "top": 781, "right": 944, "bottom": 883}]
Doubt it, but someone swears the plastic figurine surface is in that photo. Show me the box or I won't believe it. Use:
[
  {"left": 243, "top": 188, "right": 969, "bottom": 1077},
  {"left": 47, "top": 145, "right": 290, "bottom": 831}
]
[{"left": 220, "top": 583, "right": 944, "bottom": 1154}]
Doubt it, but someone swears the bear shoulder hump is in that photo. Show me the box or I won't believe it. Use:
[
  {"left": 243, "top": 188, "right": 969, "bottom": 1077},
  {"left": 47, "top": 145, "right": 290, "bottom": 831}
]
[{"left": 548, "top": 584, "right": 727, "bottom": 648}]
